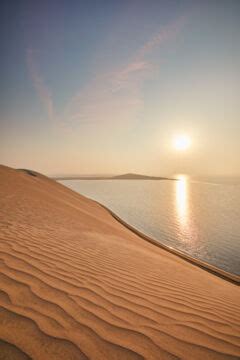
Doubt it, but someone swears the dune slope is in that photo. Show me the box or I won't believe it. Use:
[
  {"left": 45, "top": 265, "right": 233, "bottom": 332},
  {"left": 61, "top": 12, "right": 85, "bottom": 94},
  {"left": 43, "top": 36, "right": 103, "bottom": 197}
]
[{"left": 0, "top": 165, "right": 239, "bottom": 359}]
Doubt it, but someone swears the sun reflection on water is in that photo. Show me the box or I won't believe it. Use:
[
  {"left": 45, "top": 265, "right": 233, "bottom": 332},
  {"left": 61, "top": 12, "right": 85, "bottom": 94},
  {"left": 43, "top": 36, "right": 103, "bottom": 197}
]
[{"left": 175, "top": 175, "right": 191, "bottom": 241}]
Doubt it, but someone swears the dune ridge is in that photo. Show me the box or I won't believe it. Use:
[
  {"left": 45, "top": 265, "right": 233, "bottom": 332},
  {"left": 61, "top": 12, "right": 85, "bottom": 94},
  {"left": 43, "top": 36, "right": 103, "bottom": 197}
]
[{"left": 0, "top": 165, "right": 239, "bottom": 359}]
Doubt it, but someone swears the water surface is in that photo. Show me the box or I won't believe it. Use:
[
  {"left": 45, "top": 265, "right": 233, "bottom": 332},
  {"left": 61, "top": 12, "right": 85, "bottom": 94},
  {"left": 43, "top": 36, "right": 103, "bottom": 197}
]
[{"left": 60, "top": 179, "right": 240, "bottom": 276}]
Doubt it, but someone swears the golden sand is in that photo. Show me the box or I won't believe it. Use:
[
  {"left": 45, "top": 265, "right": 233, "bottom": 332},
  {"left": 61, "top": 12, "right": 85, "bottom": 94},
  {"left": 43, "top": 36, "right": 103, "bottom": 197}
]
[{"left": 0, "top": 165, "right": 239, "bottom": 359}]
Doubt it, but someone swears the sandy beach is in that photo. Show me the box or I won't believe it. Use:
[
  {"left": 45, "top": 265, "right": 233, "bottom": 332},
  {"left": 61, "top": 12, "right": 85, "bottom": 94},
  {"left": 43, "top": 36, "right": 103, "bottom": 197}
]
[{"left": 0, "top": 165, "right": 240, "bottom": 359}]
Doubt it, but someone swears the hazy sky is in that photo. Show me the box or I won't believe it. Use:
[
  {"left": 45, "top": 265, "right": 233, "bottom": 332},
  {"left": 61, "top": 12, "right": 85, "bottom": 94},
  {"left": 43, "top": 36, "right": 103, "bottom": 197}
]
[{"left": 1, "top": 0, "right": 240, "bottom": 176}]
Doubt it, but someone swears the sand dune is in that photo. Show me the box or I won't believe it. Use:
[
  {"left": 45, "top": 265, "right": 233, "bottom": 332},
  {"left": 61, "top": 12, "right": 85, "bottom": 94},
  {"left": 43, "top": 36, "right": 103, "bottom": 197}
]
[{"left": 0, "top": 165, "right": 239, "bottom": 359}]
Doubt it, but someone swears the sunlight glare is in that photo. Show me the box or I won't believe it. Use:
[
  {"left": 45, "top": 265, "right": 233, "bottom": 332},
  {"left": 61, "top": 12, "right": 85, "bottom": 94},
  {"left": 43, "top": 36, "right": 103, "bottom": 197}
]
[{"left": 173, "top": 135, "right": 191, "bottom": 151}]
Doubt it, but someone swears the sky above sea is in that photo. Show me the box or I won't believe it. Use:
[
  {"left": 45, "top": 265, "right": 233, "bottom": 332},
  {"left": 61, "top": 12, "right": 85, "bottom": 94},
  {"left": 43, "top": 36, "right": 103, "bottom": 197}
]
[{"left": 1, "top": 0, "right": 240, "bottom": 176}]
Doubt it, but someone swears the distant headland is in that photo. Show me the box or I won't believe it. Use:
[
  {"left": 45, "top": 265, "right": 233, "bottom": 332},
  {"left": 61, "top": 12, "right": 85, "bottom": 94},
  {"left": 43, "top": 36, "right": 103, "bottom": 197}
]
[{"left": 53, "top": 172, "right": 176, "bottom": 181}]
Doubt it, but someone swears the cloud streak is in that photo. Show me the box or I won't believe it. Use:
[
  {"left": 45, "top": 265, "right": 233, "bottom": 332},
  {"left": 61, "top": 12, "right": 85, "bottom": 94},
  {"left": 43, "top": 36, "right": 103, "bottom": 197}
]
[
  {"left": 64, "top": 14, "right": 188, "bottom": 132},
  {"left": 26, "top": 13, "right": 188, "bottom": 134},
  {"left": 137, "top": 14, "right": 187, "bottom": 60},
  {"left": 26, "top": 48, "right": 54, "bottom": 122}
]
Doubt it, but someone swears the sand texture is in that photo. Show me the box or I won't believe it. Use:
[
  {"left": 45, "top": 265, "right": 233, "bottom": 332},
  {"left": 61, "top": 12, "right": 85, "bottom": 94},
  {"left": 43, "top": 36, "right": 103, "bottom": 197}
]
[{"left": 0, "top": 165, "right": 239, "bottom": 359}]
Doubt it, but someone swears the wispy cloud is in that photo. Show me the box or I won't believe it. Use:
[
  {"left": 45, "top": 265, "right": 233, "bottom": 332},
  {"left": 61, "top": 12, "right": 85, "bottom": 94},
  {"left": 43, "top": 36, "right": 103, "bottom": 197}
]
[
  {"left": 137, "top": 15, "right": 187, "bottom": 59},
  {"left": 27, "top": 14, "right": 188, "bottom": 134},
  {"left": 26, "top": 48, "right": 54, "bottom": 122},
  {"left": 63, "top": 69, "right": 145, "bottom": 133},
  {"left": 64, "top": 14, "right": 188, "bottom": 132}
]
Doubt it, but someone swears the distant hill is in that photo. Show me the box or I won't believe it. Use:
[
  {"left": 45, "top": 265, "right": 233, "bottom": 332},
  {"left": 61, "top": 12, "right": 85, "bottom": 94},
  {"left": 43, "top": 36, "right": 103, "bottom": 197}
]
[
  {"left": 112, "top": 173, "right": 175, "bottom": 180},
  {"left": 54, "top": 173, "right": 176, "bottom": 181}
]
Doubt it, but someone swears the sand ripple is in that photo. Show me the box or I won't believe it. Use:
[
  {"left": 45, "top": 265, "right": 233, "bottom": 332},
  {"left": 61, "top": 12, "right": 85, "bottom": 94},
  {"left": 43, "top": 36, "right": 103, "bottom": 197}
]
[{"left": 0, "top": 165, "right": 240, "bottom": 359}]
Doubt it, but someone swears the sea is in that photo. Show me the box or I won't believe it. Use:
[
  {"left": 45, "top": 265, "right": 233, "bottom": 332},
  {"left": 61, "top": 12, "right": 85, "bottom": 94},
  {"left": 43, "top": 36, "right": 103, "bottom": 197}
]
[{"left": 60, "top": 178, "right": 240, "bottom": 276}]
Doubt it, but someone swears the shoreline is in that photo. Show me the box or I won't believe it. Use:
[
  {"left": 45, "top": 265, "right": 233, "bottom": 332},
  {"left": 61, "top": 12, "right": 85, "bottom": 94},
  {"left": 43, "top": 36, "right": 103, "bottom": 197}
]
[
  {"left": 57, "top": 178, "right": 239, "bottom": 284},
  {"left": 89, "top": 198, "right": 239, "bottom": 285}
]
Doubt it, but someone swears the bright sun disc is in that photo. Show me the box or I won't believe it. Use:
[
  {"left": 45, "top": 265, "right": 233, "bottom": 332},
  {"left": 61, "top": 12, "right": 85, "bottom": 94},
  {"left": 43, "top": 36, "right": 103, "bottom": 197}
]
[{"left": 173, "top": 135, "right": 191, "bottom": 151}]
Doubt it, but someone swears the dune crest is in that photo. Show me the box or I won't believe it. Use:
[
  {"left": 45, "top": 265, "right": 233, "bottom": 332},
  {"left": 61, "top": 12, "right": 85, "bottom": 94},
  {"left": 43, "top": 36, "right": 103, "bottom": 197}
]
[{"left": 0, "top": 165, "right": 239, "bottom": 359}]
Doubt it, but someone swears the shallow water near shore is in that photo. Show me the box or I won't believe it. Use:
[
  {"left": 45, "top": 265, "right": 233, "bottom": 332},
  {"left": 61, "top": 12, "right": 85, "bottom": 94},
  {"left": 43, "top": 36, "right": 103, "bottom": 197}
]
[{"left": 60, "top": 178, "right": 240, "bottom": 276}]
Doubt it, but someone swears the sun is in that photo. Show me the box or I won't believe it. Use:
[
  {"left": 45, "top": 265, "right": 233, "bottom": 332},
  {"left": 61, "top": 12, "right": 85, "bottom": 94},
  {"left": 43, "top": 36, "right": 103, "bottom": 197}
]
[{"left": 173, "top": 135, "right": 191, "bottom": 151}]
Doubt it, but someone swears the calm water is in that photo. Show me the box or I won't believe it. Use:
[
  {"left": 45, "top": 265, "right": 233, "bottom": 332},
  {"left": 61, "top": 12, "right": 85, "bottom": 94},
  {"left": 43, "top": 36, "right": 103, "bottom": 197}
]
[{"left": 60, "top": 179, "right": 240, "bottom": 276}]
